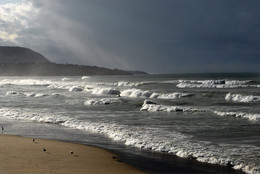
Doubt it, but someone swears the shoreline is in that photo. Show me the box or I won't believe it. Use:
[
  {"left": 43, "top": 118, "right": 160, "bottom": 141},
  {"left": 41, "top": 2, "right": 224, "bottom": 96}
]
[
  {"left": 0, "top": 119, "right": 248, "bottom": 174},
  {"left": 0, "top": 129, "right": 247, "bottom": 174},
  {"left": 0, "top": 134, "right": 146, "bottom": 174}
]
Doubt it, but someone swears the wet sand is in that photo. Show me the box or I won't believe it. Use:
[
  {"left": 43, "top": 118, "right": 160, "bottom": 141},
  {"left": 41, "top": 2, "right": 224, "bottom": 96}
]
[{"left": 0, "top": 134, "right": 146, "bottom": 174}]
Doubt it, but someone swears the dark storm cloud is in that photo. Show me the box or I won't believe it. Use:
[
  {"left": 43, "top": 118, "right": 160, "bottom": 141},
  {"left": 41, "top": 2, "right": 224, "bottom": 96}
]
[{"left": 1, "top": 0, "right": 260, "bottom": 73}]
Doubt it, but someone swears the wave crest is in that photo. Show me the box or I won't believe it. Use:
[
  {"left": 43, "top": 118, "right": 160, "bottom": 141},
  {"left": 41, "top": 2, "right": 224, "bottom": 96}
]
[
  {"left": 177, "top": 80, "right": 256, "bottom": 89},
  {"left": 225, "top": 93, "right": 260, "bottom": 103},
  {"left": 214, "top": 111, "right": 260, "bottom": 121}
]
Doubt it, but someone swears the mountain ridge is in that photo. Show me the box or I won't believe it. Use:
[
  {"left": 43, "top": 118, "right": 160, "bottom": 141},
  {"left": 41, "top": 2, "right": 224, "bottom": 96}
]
[
  {"left": 0, "top": 46, "right": 147, "bottom": 76},
  {"left": 0, "top": 46, "right": 50, "bottom": 63}
]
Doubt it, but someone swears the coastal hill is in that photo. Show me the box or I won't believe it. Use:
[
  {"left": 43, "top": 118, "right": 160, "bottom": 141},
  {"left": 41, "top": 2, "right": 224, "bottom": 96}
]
[
  {"left": 0, "top": 46, "right": 146, "bottom": 76},
  {"left": 0, "top": 46, "right": 50, "bottom": 63}
]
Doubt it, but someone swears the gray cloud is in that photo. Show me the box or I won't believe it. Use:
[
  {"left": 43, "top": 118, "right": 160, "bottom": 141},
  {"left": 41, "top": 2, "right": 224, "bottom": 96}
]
[{"left": 1, "top": 0, "right": 260, "bottom": 73}]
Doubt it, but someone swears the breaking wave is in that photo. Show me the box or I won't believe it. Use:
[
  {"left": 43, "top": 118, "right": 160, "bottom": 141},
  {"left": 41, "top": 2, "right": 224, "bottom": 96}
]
[
  {"left": 141, "top": 100, "right": 260, "bottom": 122},
  {"left": 120, "top": 88, "right": 193, "bottom": 99},
  {"left": 140, "top": 100, "right": 205, "bottom": 112},
  {"left": 82, "top": 76, "right": 90, "bottom": 80},
  {"left": 120, "top": 89, "right": 152, "bottom": 98},
  {"left": 5, "top": 91, "right": 19, "bottom": 95},
  {"left": 177, "top": 80, "right": 258, "bottom": 89},
  {"left": 214, "top": 111, "right": 260, "bottom": 121},
  {"left": 84, "top": 98, "right": 119, "bottom": 105},
  {"left": 5, "top": 91, "right": 50, "bottom": 98},
  {"left": 225, "top": 93, "right": 260, "bottom": 103},
  {"left": 69, "top": 86, "right": 84, "bottom": 92},
  {"left": 0, "top": 79, "right": 52, "bottom": 86},
  {"left": 85, "top": 87, "right": 120, "bottom": 96},
  {"left": 157, "top": 93, "right": 194, "bottom": 99},
  {"left": 0, "top": 107, "right": 258, "bottom": 174},
  {"left": 95, "top": 81, "right": 141, "bottom": 87},
  {"left": 84, "top": 87, "right": 194, "bottom": 100}
]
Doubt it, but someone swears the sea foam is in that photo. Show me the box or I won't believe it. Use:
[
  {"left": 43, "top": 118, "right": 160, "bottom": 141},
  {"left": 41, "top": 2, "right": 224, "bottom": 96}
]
[
  {"left": 0, "top": 79, "right": 52, "bottom": 86},
  {"left": 85, "top": 87, "right": 120, "bottom": 96},
  {"left": 0, "top": 107, "right": 258, "bottom": 174},
  {"left": 177, "top": 80, "right": 256, "bottom": 89},
  {"left": 82, "top": 76, "right": 90, "bottom": 79},
  {"left": 5, "top": 91, "right": 19, "bottom": 95},
  {"left": 84, "top": 98, "right": 119, "bottom": 105},
  {"left": 120, "top": 88, "right": 193, "bottom": 99},
  {"left": 225, "top": 93, "right": 260, "bottom": 103},
  {"left": 214, "top": 111, "right": 260, "bottom": 121},
  {"left": 120, "top": 89, "right": 152, "bottom": 98},
  {"left": 140, "top": 100, "right": 205, "bottom": 112},
  {"left": 69, "top": 86, "right": 84, "bottom": 92},
  {"left": 141, "top": 100, "right": 260, "bottom": 122}
]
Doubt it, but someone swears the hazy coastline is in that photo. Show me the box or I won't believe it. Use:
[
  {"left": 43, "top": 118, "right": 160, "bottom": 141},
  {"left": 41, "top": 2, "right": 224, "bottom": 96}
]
[{"left": 0, "top": 46, "right": 147, "bottom": 76}]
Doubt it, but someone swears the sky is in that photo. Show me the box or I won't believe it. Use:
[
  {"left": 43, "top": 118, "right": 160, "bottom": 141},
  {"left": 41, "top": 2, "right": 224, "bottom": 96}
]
[{"left": 0, "top": 0, "right": 260, "bottom": 74}]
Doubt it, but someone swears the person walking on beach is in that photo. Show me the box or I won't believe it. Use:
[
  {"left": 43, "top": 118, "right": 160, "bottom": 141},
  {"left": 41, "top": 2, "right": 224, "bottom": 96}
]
[{"left": 1, "top": 126, "right": 4, "bottom": 134}]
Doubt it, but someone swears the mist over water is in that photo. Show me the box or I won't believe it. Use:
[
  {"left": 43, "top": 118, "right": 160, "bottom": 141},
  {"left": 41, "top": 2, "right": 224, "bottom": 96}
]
[{"left": 0, "top": 73, "right": 259, "bottom": 174}]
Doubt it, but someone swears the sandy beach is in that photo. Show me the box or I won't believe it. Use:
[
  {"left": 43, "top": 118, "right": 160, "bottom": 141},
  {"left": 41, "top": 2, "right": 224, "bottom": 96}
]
[{"left": 0, "top": 134, "right": 146, "bottom": 174}]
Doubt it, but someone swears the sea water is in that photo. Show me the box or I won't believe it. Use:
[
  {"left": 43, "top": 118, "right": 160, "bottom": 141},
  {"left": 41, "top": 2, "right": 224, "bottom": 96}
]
[{"left": 0, "top": 73, "right": 259, "bottom": 174}]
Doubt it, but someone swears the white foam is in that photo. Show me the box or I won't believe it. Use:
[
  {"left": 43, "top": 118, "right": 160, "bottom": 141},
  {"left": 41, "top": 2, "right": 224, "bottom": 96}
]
[
  {"left": 141, "top": 100, "right": 260, "bottom": 122},
  {"left": 45, "top": 80, "right": 91, "bottom": 91},
  {"left": 62, "top": 78, "right": 71, "bottom": 81},
  {"left": 87, "top": 87, "right": 120, "bottom": 95},
  {"left": 177, "top": 80, "right": 257, "bottom": 89},
  {"left": 23, "top": 92, "right": 50, "bottom": 98},
  {"left": 199, "top": 80, "right": 226, "bottom": 84},
  {"left": 95, "top": 82, "right": 114, "bottom": 86},
  {"left": 0, "top": 79, "right": 52, "bottom": 86},
  {"left": 117, "top": 81, "right": 141, "bottom": 87},
  {"left": 85, "top": 98, "right": 119, "bottom": 105},
  {"left": 69, "top": 86, "right": 84, "bottom": 92},
  {"left": 24, "top": 92, "right": 36, "bottom": 97},
  {"left": 225, "top": 80, "right": 253, "bottom": 85},
  {"left": 95, "top": 81, "right": 141, "bottom": 87},
  {"left": 214, "top": 111, "right": 260, "bottom": 121},
  {"left": 35, "top": 93, "right": 48, "bottom": 98},
  {"left": 6, "top": 92, "right": 49, "bottom": 98},
  {"left": 141, "top": 101, "right": 205, "bottom": 112},
  {"left": 120, "top": 88, "right": 152, "bottom": 98},
  {"left": 47, "top": 83, "right": 68, "bottom": 90},
  {"left": 82, "top": 76, "right": 90, "bottom": 79},
  {"left": 120, "top": 88, "right": 193, "bottom": 99},
  {"left": 94, "top": 80, "right": 175, "bottom": 87},
  {"left": 5, "top": 91, "right": 18, "bottom": 95},
  {"left": 158, "top": 93, "right": 194, "bottom": 99},
  {"left": 177, "top": 83, "right": 248, "bottom": 88},
  {"left": 0, "top": 107, "right": 258, "bottom": 174},
  {"left": 0, "top": 108, "right": 66, "bottom": 124},
  {"left": 225, "top": 93, "right": 260, "bottom": 103}
]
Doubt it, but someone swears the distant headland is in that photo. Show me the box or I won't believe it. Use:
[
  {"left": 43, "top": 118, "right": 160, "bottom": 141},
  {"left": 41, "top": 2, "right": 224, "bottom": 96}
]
[{"left": 0, "top": 46, "right": 147, "bottom": 76}]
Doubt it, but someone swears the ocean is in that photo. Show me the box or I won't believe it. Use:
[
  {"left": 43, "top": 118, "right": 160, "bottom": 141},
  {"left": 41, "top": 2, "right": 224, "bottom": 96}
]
[{"left": 0, "top": 73, "right": 259, "bottom": 174}]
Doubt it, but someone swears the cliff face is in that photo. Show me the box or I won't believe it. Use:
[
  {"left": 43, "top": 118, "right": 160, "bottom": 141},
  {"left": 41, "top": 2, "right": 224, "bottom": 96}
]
[{"left": 0, "top": 46, "right": 50, "bottom": 63}]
